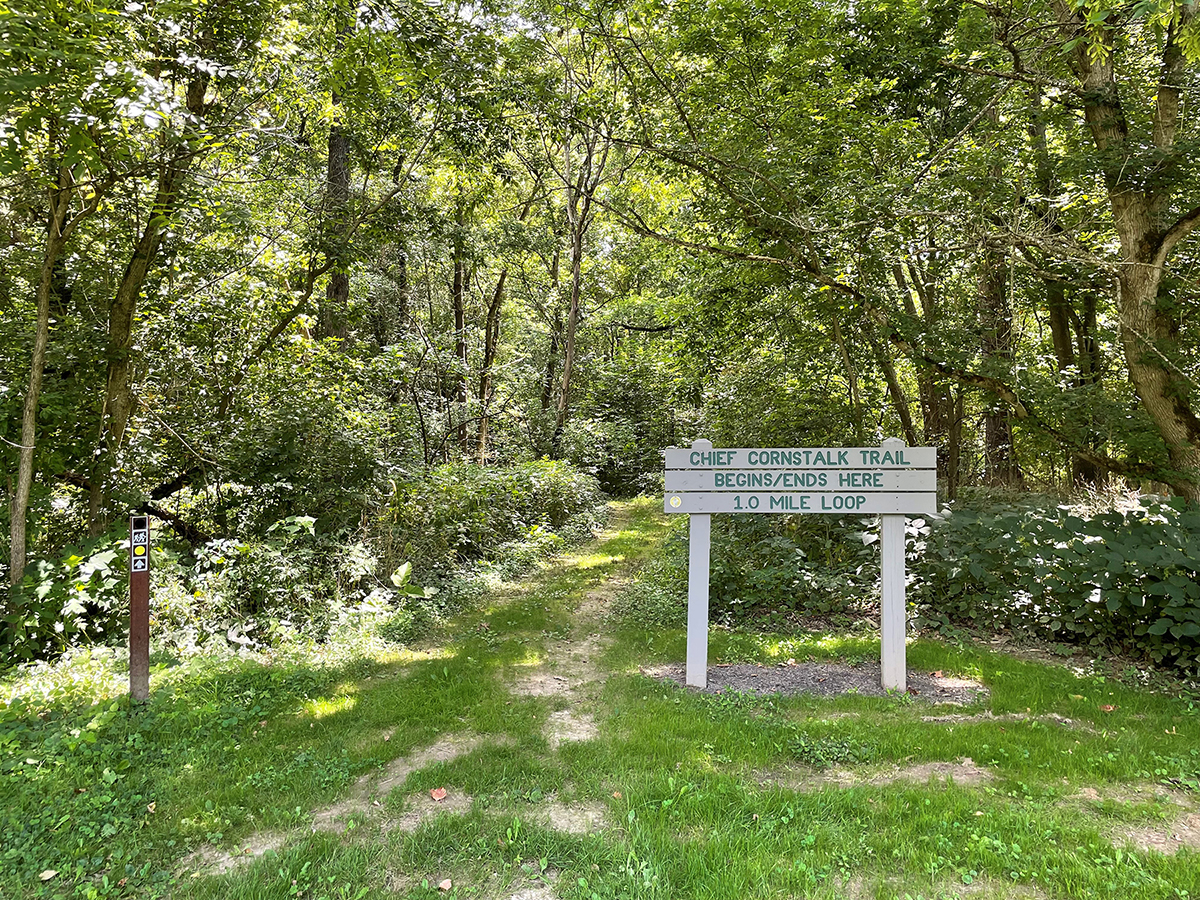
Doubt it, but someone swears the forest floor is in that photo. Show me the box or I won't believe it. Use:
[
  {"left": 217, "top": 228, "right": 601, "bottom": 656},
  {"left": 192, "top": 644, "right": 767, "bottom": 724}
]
[{"left": 4, "top": 498, "right": 1200, "bottom": 900}]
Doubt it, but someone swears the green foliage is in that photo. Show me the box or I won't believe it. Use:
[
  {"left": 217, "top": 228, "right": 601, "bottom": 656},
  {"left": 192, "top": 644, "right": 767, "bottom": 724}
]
[
  {"left": 786, "top": 731, "right": 876, "bottom": 768},
  {"left": 566, "top": 349, "right": 684, "bottom": 496},
  {"left": 611, "top": 526, "right": 689, "bottom": 628},
  {"left": 708, "top": 515, "right": 880, "bottom": 625},
  {"left": 385, "top": 459, "right": 603, "bottom": 572},
  {"left": 689, "top": 686, "right": 878, "bottom": 769},
  {"left": 2, "top": 530, "right": 129, "bottom": 662},
  {"left": 914, "top": 497, "right": 1200, "bottom": 672}
]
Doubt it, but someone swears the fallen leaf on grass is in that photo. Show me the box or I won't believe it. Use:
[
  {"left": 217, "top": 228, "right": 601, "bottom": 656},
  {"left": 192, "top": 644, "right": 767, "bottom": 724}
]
[
  {"left": 438, "top": 878, "right": 452, "bottom": 891},
  {"left": 612, "top": 791, "right": 622, "bottom": 799},
  {"left": 39, "top": 871, "right": 57, "bottom": 881},
  {"left": 431, "top": 787, "right": 448, "bottom": 801},
  {"left": 930, "top": 670, "right": 943, "bottom": 678},
  {"left": 1101, "top": 705, "right": 1116, "bottom": 712},
  {"left": 146, "top": 802, "right": 156, "bottom": 814}
]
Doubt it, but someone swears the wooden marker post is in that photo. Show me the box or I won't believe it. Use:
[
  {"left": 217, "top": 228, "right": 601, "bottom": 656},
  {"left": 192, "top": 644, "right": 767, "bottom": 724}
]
[
  {"left": 129, "top": 515, "right": 150, "bottom": 702},
  {"left": 879, "top": 437, "right": 907, "bottom": 691},
  {"left": 685, "top": 439, "right": 713, "bottom": 688},
  {"left": 665, "top": 439, "right": 936, "bottom": 692}
]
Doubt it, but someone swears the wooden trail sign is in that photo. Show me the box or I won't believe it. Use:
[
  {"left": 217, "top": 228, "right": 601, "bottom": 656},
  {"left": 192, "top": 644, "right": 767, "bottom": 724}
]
[{"left": 664, "top": 438, "right": 937, "bottom": 691}]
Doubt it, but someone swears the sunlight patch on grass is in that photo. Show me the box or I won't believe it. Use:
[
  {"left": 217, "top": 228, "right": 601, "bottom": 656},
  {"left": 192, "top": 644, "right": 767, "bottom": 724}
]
[
  {"left": 572, "top": 553, "right": 625, "bottom": 569},
  {"left": 393, "top": 646, "right": 456, "bottom": 662},
  {"left": 509, "top": 649, "right": 547, "bottom": 668},
  {"left": 305, "top": 695, "right": 357, "bottom": 719},
  {"left": 710, "top": 631, "right": 881, "bottom": 664}
]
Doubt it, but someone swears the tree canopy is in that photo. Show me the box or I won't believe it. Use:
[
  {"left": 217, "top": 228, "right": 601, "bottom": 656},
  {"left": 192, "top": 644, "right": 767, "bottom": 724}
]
[{"left": 5, "top": 0, "right": 1200, "bottom": 617}]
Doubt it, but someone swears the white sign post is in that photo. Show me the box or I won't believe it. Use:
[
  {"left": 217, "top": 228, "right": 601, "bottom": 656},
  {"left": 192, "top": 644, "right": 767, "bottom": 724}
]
[{"left": 665, "top": 437, "right": 936, "bottom": 691}]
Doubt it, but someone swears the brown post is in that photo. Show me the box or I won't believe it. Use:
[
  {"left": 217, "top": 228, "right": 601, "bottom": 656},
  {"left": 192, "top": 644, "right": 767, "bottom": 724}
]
[{"left": 129, "top": 515, "right": 150, "bottom": 702}]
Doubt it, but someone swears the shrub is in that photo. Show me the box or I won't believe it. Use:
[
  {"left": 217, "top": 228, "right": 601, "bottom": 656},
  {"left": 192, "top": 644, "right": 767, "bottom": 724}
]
[
  {"left": 384, "top": 459, "right": 604, "bottom": 572},
  {"left": 612, "top": 514, "right": 888, "bottom": 629},
  {"left": 708, "top": 515, "right": 880, "bottom": 625},
  {"left": 1, "top": 530, "right": 129, "bottom": 663},
  {"left": 913, "top": 496, "right": 1200, "bottom": 673}
]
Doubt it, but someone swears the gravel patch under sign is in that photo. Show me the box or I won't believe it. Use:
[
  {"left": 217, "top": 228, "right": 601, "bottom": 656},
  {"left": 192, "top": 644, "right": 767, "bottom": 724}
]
[{"left": 645, "top": 661, "right": 988, "bottom": 704}]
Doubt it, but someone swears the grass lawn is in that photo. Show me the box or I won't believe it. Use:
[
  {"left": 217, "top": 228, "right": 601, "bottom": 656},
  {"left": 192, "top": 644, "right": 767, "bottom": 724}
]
[{"left": 2, "top": 498, "right": 1199, "bottom": 899}]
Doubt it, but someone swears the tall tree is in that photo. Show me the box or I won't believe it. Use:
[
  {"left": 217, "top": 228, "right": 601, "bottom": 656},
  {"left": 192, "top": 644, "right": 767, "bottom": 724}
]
[{"left": 1, "top": 0, "right": 139, "bottom": 583}]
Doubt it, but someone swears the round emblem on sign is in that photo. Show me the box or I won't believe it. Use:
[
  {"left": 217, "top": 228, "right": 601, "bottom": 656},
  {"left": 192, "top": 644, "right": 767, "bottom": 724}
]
[
  {"left": 669, "top": 495, "right": 682, "bottom": 508},
  {"left": 134, "top": 546, "right": 146, "bottom": 556}
]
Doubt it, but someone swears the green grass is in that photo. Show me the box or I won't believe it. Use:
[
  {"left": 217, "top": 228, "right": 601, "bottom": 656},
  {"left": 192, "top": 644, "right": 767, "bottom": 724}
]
[{"left": 3, "top": 497, "right": 1200, "bottom": 899}]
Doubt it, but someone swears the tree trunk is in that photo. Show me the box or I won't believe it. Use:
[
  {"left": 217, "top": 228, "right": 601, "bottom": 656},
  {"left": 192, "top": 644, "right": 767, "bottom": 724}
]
[
  {"left": 553, "top": 225, "right": 584, "bottom": 453},
  {"left": 893, "top": 259, "right": 954, "bottom": 474},
  {"left": 476, "top": 269, "right": 506, "bottom": 462},
  {"left": 540, "top": 248, "right": 562, "bottom": 417},
  {"left": 864, "top": 322, "right": 918, "bottom": 446},
  {"left": 977, "top": 243, "right": 1024, "bottom": 488},
  {"left": 541, "top": 320, "right": 560, "bottom": 416},
  {"left": 89, "top": 164, "right": 189, "bottom": 533},
  {"left": 318, "top": 110, "right": 351, "bottom": 340},
  {"left": 476, "top": 181, "right": 538, "bottom": 461},
  {"left": 89, "top": 68, "right": 210, "bottom": 533},
  {"left": 946, "top": 385, "right": 965, "bottom": 500},
  {"left": 1118, "top": 264, "right": 1200, "bottom": 496},
  {"left": 451, "top": 201, "right": 469, "bottom": 453},
  {"left": 831, "top": 317, "right": 865, "bottom": 443},
  {"left": 317, "top": 9, "right": 353, "bottom": 342},
  {"left": 9, "top": 169, "right": 72, "bottom": 586},
  {"left": 1027, "top": 87, "right": 1105, "bottom": 487},
  {"left": 1049, "top": 0, "right": 1200, "bottom": 498}
]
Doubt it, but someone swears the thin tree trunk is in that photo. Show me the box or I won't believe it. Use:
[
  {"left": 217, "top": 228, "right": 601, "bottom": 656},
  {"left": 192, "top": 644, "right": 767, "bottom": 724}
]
[
  {"left": 318, "top": 107, "right": 351, "bottom": 340},
  {"left": 1027, "top": 87, "right": 1104, "bottom": 487},
  {"left": 894, "top": 259, "right": 954, "bottom": 469},
  {"left": 476, "top": 269, "right": 506, "bottom": 462},
  {"left": 831, "top": 318, "right": 865, "bottom": 443},
  {"left": 541, "top": 317, "right": 560, "bottom": 415},
  {"left": 864, "top": 323, "right": 918, "bottom": 446},
  {"left": 553, "top": 225, "right": 584, "bottom": 452},
  {"left": 9, "top": 169, "right": 72, "bottom": 585},
  {"left": 541, "top": 249, "right": 562, "bottom": 417},
  {"left": 317, "top": 11, "right": 352, "bottom": 342},
  {"left": 89, "top": 165, "right": 189, "bottom": 532},
  {"left": 947, "top": 385, "right": 965, "bottom": 500},
  {"left": 452, "top": 201, "right": 469, "bottom": 453}
]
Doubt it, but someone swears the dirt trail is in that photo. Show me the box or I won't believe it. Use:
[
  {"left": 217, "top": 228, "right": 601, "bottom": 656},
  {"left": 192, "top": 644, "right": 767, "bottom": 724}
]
[
  {"left": 511, "top": 506, "right": 644, "bottom": 748},
  {"left": 186, "top": 507, "right": 649, "bottom": 879}
]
